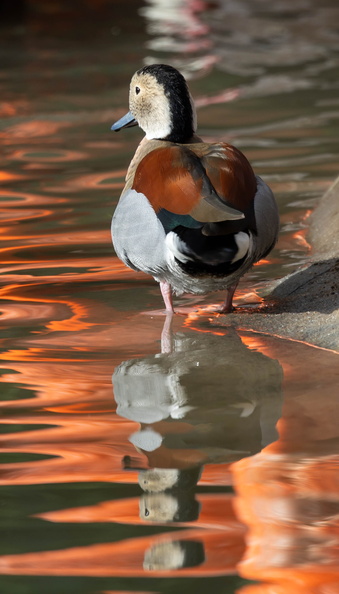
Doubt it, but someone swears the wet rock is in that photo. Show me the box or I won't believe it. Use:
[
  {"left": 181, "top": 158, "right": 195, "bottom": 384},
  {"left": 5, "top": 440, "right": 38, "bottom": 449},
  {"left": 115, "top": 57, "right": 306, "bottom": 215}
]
[
  {"left": 216, "top": 176, "right": 339, "bottom": 351},
  {"left": 309, "top": 175, "right": 339, "bottom": 260}
]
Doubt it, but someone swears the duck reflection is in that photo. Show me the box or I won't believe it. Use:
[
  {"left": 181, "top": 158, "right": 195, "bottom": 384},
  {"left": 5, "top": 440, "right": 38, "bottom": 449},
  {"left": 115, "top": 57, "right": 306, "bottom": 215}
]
[
  {"left": 140, "top": 489, "right": 201, "bottom": 524},
  {"left": 143, "top": 538, "right": 205, "bottom": 571},
  {"left": 113, "top": 324, "right": 283, "bottom": 526}
]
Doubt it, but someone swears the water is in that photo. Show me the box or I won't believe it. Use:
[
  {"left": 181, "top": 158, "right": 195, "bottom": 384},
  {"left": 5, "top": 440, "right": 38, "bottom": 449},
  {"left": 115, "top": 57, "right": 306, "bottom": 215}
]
[{"left": 1, "top": 1, "right": 339, "bottom": 593}]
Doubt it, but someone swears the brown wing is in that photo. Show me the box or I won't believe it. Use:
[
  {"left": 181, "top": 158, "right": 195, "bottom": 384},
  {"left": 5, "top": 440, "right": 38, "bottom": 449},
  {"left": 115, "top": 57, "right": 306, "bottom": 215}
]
[
  {"left": 193, "top": 142, "right": 257, "bottom": 213},
  {"left": 132, "top": 145, "right": 245, "bottom": 222}
]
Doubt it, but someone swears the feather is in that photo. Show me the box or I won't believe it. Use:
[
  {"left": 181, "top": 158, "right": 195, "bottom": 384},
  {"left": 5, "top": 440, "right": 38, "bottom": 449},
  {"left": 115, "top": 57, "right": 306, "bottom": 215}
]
[
  {"left": 157, "top": 208, "right": 202, "bottom": 233},
  {"left": 132, "top": 145, "right": 245, "bottom": 222}
]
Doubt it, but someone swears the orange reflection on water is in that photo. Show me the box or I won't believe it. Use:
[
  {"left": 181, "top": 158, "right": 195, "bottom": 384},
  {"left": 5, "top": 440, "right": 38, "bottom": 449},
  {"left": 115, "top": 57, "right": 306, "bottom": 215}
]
[
  {"left": 183, "top": 288, "right": 265, "bottom": 334},
  {"left": 234, "top": 453, "right": 339, "bottom": 593},
  {"left": 37, "top": 493, "right": 241, "bottom": 530},
  {"left": 14, "top": 494, "right": 244, "bottom": 578},
  {"left": 0, "top": 313, "right": 254, "bottom": 492},
  {"left": 0, "top": 317, "right": 337, "bottom": 584},
  {"left": 232, "top": 336, "right": 339, "bottom": 594},
  {"left": 0, "top": 189, "right": 67, "bottom": 206},
  {"left": 10, "top": 148, "right": 88, "bottom": 162},
  {"left": 238, "top": 587, "right": 339, "bottom": 594},
  {"left": 0, "top": 102, "right": 20, "bottom": 117},
  {"left": 0, "top": 208, "right": 54, "bottom": 225},
  {"left": 238, "top": 333, "right": 270, "bottom": 353},
  {"left": 47, "top": 300, "right": 94, "bottom": 332},
  {"left": 47, "top": 169, "right": 126, "bottom": 193},
  {"left": 0, "top": 141, "right": 338, "bottom": 587},
  {"left": 4, "top": 120, "right": 72, "bottom": 138},
  {"left": 0, "top": 171, "right": 26, "bottom": 182},
  {"left": 0, "top": 528, "right": 244, "bottom": 578},
  {"left": 0, "top": 228, "right": 110, "bottom": 246},
  {"left": 0, "top": 256, "right": 136, "bottom": 285},
  {"left": 183, "top": 306, "right": 226, "bottom": 335},
  {"left": 0, "top": 284, "right": 95, "bottom": 334},
  {"left": 0, "top": 409, "right": 144, "bottom": 486},
  {"left": 292, "top": 228, "right": 312, "bottom": 251},
  {"left": 234, "top": 288, "right": 265, "bottom": 306}
]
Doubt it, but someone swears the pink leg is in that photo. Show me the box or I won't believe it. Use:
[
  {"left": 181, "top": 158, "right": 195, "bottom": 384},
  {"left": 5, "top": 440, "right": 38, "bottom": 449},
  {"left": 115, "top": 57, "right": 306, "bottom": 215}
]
[
  {"left": 161, "top": 312, "right": 174, "bottom": 353},
  {"left": 219, "top": 283, "right": 238, "bottom": 313},
  {"left": 160, "top": 281, "right": 174, "bottom": 313}
]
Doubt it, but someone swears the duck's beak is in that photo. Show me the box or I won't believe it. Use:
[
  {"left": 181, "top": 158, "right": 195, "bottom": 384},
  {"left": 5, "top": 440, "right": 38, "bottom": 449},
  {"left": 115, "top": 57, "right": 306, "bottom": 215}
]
[{"left": 111, "top": 111, "right": 138, "bottom": 131}]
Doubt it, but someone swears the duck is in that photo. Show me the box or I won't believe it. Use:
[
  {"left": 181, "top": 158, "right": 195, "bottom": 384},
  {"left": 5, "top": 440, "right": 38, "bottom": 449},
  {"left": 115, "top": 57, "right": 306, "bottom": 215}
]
[{"left": 111, "top": 64, "right": 279, "bottom": 313}]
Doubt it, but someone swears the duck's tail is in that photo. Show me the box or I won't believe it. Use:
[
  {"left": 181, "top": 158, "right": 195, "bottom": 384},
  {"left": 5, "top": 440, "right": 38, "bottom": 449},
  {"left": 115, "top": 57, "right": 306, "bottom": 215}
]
[{"left": 165, "top": 227, "right": 249, "bottom": 268}]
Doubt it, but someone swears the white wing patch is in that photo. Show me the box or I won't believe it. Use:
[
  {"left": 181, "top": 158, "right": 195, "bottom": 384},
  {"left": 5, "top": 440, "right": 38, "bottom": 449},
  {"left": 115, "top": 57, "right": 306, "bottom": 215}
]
[
  {"left": 165, "top": 231, "right": 193, "bottom": 263},
  {"left": 232, "top": 231, "right": 250, "bottom": 263}
]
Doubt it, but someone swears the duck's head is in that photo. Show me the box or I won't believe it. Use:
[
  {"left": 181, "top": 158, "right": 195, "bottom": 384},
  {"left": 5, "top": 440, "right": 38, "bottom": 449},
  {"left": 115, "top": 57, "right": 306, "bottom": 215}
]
[{"left": 111, "top": 64, "right": 197, "bottom": 143}]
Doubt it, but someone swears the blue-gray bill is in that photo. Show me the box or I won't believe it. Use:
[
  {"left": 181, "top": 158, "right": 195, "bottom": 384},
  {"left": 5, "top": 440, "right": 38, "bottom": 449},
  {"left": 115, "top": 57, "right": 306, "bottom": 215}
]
[{"left": 111, "top": 111, "right": 138, "bottom": 131}]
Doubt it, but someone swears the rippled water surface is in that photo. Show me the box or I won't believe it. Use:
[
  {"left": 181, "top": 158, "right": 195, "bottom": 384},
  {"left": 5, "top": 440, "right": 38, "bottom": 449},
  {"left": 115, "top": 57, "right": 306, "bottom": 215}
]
[{"left": 1, "top": 1, "right": 339, "bottom": 593}]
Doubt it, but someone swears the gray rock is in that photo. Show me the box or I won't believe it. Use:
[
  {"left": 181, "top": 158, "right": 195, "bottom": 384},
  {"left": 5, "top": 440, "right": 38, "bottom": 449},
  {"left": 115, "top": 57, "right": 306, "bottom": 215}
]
[
  {"left": 309, "top": 175, "right": 339, "bottom": 260},
  {"left": 215, "top": 176, "right": 339, "bottom": 351}
]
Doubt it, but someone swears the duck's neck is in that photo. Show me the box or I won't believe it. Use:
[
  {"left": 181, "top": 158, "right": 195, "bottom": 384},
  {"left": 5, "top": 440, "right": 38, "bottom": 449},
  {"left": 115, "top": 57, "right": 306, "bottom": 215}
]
[
  {"left": 162, "top": 126, "right": 194, "bottom": 144},
  {"left": 164, "top": 132, "right": 203, "bottom": 145},
  {"left": 144, "top": 117, "right": 195, "bottom": 144},
  {"left": 163, "top": 101, "right": 196, "bottom": 143},
  {"left": 151, "top": 86, "right": 196, "bottom": 143}
]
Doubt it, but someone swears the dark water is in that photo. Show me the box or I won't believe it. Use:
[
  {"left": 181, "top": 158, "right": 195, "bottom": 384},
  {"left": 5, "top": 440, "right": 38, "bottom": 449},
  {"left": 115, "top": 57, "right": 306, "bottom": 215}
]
[{"left": 1, "top": 1, "right": 339, "bottom": 593}]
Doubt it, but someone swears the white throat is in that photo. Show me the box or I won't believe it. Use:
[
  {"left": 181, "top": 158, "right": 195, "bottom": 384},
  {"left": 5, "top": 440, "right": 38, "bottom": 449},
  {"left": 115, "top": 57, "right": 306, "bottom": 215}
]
[{"left": 145, "top": 119, "right": 172, "bottom": 140}]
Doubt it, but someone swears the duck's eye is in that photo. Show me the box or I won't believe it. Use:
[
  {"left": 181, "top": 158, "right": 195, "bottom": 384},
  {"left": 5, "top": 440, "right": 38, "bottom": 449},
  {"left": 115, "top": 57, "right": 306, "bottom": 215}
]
[{"left": 135, "top": 86, "right": 140, "bottom": 95}]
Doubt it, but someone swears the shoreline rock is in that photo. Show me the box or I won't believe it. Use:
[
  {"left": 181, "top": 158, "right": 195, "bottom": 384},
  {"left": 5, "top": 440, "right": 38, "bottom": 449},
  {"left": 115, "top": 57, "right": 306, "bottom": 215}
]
[{"left": 215, "top": 176, "right": 339, "bottom": 352}]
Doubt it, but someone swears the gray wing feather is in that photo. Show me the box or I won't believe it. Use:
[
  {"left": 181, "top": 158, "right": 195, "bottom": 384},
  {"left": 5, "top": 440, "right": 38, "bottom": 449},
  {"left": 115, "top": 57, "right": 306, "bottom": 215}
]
[
  {"left": 252, "top": 176, "right": 280, "bottom": 261},
  {"left": 112, "top": 189, "right": 166, "bottom": 275}
]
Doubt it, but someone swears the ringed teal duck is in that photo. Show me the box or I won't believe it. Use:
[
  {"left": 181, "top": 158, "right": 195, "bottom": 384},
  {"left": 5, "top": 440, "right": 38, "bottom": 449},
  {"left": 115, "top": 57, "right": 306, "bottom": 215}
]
[{"left": 111, "top": 64, "right": 279, "bottom": 313}]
